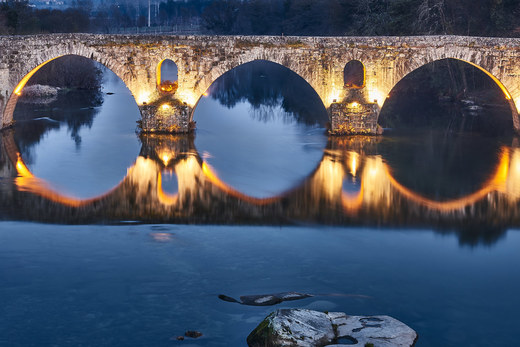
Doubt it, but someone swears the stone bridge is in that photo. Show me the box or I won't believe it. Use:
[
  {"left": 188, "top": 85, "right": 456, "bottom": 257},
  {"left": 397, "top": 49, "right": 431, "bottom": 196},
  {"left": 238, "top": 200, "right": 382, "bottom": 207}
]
[{"left": 1, "top": 34, "right": 520, "bottom": 134}]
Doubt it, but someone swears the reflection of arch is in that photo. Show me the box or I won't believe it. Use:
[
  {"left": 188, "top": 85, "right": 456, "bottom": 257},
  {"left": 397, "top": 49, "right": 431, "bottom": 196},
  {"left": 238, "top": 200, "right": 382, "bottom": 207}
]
[
  {"left": 343, "top": 60, "right": 365, "bottom": 88},
  {"left": 380, "top": 57, "right": 520, "bottom": 132},
  {"left": 157, "top": 169, "right": 178, "bottom": 205},
  {"left": 156, "top": 59, "right": 179, "bottom": 93},
  {"left": 2, "top": 53, "right": 136, "bottom": 129},
  {"left": 1, "top": 130, "right": 127, "bottom": 206},
  {"left": 383, "top": 149, "right": 510, "bottom": 211},
  {"left": 345, "top": 148, "right": 511, "bottom": 213},
  {"left": 192, "top": 58, "right": 327, "bottom": 117}
]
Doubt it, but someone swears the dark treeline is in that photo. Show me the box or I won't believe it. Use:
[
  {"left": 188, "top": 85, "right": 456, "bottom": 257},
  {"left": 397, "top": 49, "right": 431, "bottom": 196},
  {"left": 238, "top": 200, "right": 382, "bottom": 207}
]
[
  {"left": 0, "top": 0, "right": 206, "bottom": 34},
  {"left": 202, "top": 0, "right": 520, "bottom": 36},
  {"left": 1, "top": 0, "right": 519, "bottom": 36}
]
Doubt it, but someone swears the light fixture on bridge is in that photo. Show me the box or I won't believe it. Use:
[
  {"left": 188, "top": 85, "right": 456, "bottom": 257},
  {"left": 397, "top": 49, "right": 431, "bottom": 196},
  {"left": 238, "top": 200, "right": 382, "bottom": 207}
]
[
  {"left": 137, "top": 92, "right": 151, "bottom": 105},
  {"left": 349, "top": 101, "right": 360, "bottom": 108},
  {"left": 161, "top": 104, "right": 171, "bottom": 110}
]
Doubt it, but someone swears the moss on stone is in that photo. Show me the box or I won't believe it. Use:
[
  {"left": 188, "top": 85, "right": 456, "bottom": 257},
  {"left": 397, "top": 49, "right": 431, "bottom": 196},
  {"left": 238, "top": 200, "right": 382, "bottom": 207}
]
[{"left": 246, "top": 313, "right": 276, "bottom": 347}]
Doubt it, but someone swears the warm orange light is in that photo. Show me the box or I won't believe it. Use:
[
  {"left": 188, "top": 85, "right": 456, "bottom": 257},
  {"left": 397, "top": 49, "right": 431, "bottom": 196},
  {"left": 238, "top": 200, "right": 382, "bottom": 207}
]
[
  {"left": 161, "top": 104, "right": 170, "bottom": 110},
  {"left": 13, "top": 151, "right": 124, "bottom": 207},
  {"left": 157, "top": 171, "right": 178, "bottom": 206},
  {"left": 137, "top": 91, "right": 151, "bottom": 105},
  {"left": 162, "top": 154, "right": 170, "bottom": 165},
  {"left": 383, "top": 148, "right": 510, "bottom": 211},
  {"left": 463, "top": 61, "right": 512, "bottom": 100},
  {"left": 13, "top": 57, "right": 59, "bottom": 95},
  {"left": 201, "top": 162, "right": 280, "bottom": 205},
  {"left": 348, "top": 152, "right": 359, "bottom": 177},
  {"left": 16, "top": 154, "right": 34, "bottom": 178},
  {"left": 349, "top": 102, "right": 360, "bottom": 108}
]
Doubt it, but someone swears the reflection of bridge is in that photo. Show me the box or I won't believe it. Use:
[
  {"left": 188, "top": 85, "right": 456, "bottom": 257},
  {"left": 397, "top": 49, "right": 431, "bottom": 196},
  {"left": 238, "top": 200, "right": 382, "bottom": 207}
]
[
  {"left": 2, "top": 131, "right": 520, "bottom": 239},
  {"left": 1, "top": 34, "right": 520, "bottom": 134}
]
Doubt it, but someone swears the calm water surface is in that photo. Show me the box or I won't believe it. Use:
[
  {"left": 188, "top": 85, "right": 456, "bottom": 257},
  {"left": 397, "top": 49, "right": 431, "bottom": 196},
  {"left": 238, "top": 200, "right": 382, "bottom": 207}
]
[{"left": 1, "top": 61, "right": 519, "bottom": 346}]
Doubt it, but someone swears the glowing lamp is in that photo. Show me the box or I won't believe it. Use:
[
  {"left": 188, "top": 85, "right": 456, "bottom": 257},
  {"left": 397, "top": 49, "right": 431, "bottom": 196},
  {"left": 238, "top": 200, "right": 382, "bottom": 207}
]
[
  {"left": 137, "top": 92, "right": 151, "bottom": 105},
  {"left": 161, "top": 104, "right": 170, "bottom": 110}
]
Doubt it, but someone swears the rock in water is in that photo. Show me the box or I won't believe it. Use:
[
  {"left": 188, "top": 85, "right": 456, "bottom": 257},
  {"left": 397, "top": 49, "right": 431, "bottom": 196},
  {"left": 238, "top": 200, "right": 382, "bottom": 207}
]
[
  {"left": 247, "top": 309, "right": 417, "bottom": 347},
  {"left": 219, "top": 292, "right": 313, "bottom": 306},
  {"left": 247, "top": 309, "right": 335, "bottom": 347},
  {"left": 185, "top": 330, "right": 203, "bottom": 338}
]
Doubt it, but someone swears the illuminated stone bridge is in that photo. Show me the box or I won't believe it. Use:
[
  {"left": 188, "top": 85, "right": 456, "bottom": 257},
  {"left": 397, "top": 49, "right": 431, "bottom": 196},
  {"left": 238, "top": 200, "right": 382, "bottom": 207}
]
[{"left": 1, "top": 33, "right": 520, "bottom": 134}]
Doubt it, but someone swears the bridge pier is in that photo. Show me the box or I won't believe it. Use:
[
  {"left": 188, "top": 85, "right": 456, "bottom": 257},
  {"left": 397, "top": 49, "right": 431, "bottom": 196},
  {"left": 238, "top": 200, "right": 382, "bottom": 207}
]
[
  {"left": 138, "top": 97, "right": 193, "bottom": 134},
  {"left": 328, "top": 88, "right": 382, "bottom": 135},
  {"left": 328, "top": 102, "right": 381, "bottom": 135}
]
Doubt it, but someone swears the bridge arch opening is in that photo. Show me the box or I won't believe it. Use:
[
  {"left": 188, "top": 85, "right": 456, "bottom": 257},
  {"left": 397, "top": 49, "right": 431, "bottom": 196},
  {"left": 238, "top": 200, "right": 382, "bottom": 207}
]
[
  {"left": 3, "top": 53, "right": 139, "bottom": 128},
  {"left": 379, "top": 58, "right": 516, "bottom": 136},
  {"left": 191, "top": 59, "right": 328, "bottom": 199},
  {"left": 8, "top": 54, "right": 141, "bottom": 200},
  {"left": 156, "top": 59, "right": 178, "bottom": 94},
  {"left": 343, "top": 60, "right": 365, "bottom": 88}
]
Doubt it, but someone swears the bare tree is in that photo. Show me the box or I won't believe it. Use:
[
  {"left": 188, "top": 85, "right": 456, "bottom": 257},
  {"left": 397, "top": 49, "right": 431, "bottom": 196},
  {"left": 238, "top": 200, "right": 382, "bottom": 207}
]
[{"left": 414, "top": 0, "right": 448, "bottom": 34}]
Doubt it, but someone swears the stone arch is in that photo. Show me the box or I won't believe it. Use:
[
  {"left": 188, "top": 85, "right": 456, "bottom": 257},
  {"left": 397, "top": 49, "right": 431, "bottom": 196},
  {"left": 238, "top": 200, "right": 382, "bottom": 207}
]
[
  {"left": 380, "top": 54, "right": 520, "bottom": 132},
  {"left": 2, "top": 50, "right": 135, "bottom": 128},
  {"left": 156, "top": 59, "right": 179, "bottom": 93},
  {"left": 192, "top": 56, "right": 326, "bottom": 113},
  {"left": 190, "top": 58, "right": 328, "bottom": 122},
  {"left": 343, "top": 60, "right": 365, "bottom": 88}
]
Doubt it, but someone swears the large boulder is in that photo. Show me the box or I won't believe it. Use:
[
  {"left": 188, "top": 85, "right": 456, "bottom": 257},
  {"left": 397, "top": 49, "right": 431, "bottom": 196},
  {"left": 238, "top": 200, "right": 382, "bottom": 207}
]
[{"left": 247, "top": 309, "right": 417, "bottom": 347}]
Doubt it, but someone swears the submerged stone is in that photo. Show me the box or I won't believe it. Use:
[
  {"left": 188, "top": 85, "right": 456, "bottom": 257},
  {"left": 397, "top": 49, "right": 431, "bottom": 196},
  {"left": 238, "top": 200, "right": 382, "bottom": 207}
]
[
  {"left": 247, "top": 309, "right": 417, "bottom": 347},
  {"left": 219, "top": 292, "right": 313, "bottom": 306},
  {"left": 185, "top": 330, "right": 203, "bottom": 338}
]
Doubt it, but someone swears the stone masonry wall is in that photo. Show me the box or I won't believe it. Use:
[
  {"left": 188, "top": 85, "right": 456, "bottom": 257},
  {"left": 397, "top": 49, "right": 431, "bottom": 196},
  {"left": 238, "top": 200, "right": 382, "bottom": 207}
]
[{"left": 1, "top": 34, "right": 520, "bottom": 133}]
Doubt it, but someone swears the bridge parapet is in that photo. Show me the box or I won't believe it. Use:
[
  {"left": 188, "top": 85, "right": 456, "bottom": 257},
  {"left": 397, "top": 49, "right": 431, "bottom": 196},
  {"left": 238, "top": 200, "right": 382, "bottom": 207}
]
[{"left": 1, "top": 34, "right": 520, "bottom": 134}]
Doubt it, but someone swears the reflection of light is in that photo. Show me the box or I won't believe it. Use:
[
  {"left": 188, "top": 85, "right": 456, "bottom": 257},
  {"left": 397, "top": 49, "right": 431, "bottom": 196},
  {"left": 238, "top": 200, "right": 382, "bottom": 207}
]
[
  {"left": 16, "top": 154, "right": 33, "bottom": 178},
  {"left": 506, "top": 149, "right": 520, "bottom": 199},
  {"left": 203, "top": 92, "right": 209, "bottom": 97},
  {"left": 14, "top": 152, "right": 115, "bottom": 207},
  {"left": 383, "top": 148, "right": 511, "bottom": 211},
  {"left": 150, "top": 233, "right": 173, "bottom": 242},
  {"left": 156, "top": 148, "right": 175, "bottom": 166},
  {"left": 348, "top": 152, "right": 359, "bottom": 177},
  {"left": 314, "top": 156, "right": 344, "bottom": 202},
  {"left": 201, "top": 162, "right": 280, "bottom": 205},
  {"left": 162, "top": 155, "right": 170, "bottom": 165},
  {"left": 157, "top": 171, "right": 178, "bottom": 206}
]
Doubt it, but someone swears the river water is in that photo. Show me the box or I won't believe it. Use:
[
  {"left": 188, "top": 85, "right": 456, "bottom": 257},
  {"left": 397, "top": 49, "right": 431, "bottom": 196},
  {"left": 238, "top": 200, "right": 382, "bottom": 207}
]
[{"left": 1, "top": 61, "right": 519, "bottom": 346}]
